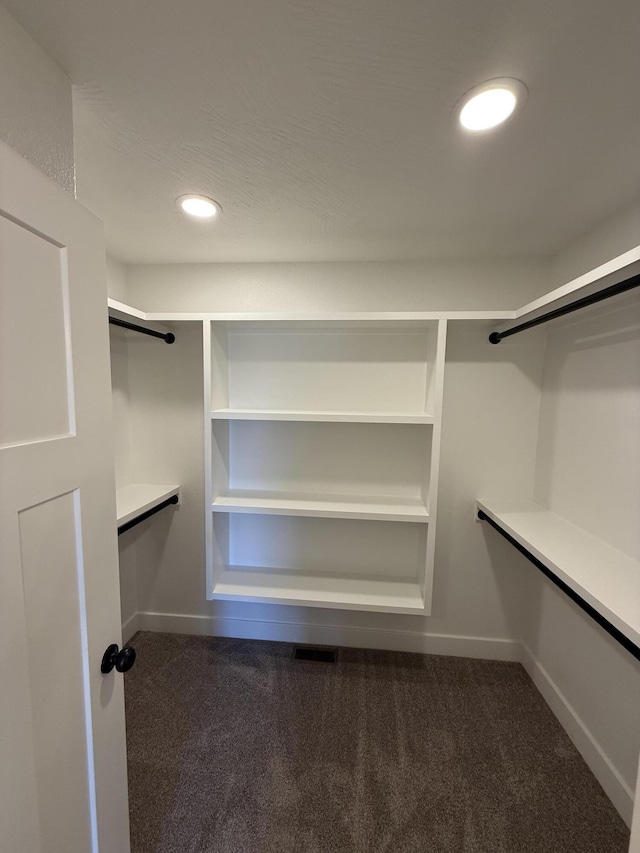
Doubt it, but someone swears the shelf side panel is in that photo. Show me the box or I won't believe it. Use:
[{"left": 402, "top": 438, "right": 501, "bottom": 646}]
[
  {"left": 203, "top": 321, "right": 215, "bottom": 597},
  {"left": 210, "top": 323, "right": 230, "bottom": 410},
  {"left": 421, "top": 319, "right": 448, "bottom": 610}
]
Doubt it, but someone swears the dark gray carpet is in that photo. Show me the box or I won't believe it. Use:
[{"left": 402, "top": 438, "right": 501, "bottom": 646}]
[{"left": 124, "top": 632, "right": 629, "bottom": 853}]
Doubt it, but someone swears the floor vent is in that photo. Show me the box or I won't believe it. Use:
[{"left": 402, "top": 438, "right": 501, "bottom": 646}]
[{"left": 293, "top": 646, "right": 338, "bottom": 663}]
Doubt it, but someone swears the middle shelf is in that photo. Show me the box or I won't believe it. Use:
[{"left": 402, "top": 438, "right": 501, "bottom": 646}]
[
  {"left": 209, "top": 418, "right": 434, "bottom": 515},
  {"left": 212, "top": 489, "right": 429, "bottom": 522}
]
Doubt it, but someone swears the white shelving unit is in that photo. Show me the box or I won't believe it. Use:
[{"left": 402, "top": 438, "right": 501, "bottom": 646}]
[
  {"left": 204, "top": 315, "right": 447, "bottom": 613},
  {"left": 476, "top": 499, "right": 640, "bottom": 649},
  {"left": 116, "top": 483, "right": 180, "bottom": 529}
]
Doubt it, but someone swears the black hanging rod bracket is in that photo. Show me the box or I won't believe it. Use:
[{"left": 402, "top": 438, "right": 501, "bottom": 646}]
[
  {"left": 489, "top": 271, "right": 640, "bottom": 344},
  {"left": 118, "top": 495, "right": 179, "bottom": 536},
  {"left": 109, "top": 315, "right": 175, "bottom": 344},
  {"left": 477, "top": 510, "right": 640, "bottom": 663}
]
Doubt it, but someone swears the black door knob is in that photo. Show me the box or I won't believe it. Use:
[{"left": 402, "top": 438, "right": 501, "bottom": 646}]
[{"left": 101, "top": 643, "right": 137, "bottom": 674}]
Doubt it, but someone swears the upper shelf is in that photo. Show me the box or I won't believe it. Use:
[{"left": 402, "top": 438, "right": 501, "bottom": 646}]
[
  {"left": 107, "top": 299, "right": 512, "bottom": 324},
  {"left": 210, "top": 408, "right": 434, "bottom": 424},
  {"left": 116, "top": 483, "right": 180, "bottom": 528},
  {"left": 476, "top": 499, "right": 640, "bottom": 651}
]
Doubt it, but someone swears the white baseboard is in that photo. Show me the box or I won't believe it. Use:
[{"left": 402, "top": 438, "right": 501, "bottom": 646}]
[
  {"left": 135, "top": 610, "right": 521, "bottom": 660},
  {"left": 520, "top": 642, "right": 633, "bottom": 826},
  {"left": 121, "top": 611, "right": 140, "bottom": 645},
  {"left": 129, "top": 610, "right": 633, "bottom": 827}
]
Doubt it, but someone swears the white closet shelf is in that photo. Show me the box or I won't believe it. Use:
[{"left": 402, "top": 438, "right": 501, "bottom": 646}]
[
  {"left": 476, "top": 500, "right": 640, "bottom": 649},
  {"left": 107, "top": 300, "right": 512, "bottom": 323},
  {"left": 210, "top": 408, "right": 434, "bottom": 424},
  {"left": 212, "top": 568, "right": 425, "bottom": 613},
  {"left": 212, "top": 490, "right": 429, "bottom": 523},
  {"left": 116, "top": 484, "right": 181, "bottom": 528}
]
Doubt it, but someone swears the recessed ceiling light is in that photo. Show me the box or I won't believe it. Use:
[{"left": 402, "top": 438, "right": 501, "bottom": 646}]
[
  {"left": 176, "top": 194, "right": 221, "bottom": 218},
  {"left": 455, "top": 78, "right": 527, "bottom": 132}
]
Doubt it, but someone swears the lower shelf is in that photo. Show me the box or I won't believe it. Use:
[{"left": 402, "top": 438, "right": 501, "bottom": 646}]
[{"left": 211, "top": 567, "right": 425, "bottom": 614}]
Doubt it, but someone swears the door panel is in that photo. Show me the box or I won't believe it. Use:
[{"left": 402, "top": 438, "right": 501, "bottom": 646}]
[
  {"left": 0, "top": 215, "right": 73, "bottom": 447},
  {"left": 18, "top": 491, "right": 93, "bottom": 852},
  {"left": 0, "top": 139, "right": 130, "bottom": 852}
]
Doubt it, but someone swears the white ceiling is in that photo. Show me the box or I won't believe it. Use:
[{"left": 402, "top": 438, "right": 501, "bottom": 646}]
[{"left": 6, "top": 0, "right": 640, "bottom": 263}]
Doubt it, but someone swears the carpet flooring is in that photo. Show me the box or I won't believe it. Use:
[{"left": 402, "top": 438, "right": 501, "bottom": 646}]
[{"left": 124, "top": 632, "right": 629, "bottom": 853}]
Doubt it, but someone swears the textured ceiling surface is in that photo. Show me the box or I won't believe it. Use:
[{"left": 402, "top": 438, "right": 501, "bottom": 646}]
[{"left": 6, "top": 0, "right": 640, "bottom": 263}]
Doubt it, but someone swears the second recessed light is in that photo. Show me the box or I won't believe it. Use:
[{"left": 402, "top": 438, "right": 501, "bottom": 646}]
[
  {"left": 455, "top": 78, "right": 527, "bottom": 132},
  {"left": 177, "top": 194, "right": 221, "bottom": 219}
]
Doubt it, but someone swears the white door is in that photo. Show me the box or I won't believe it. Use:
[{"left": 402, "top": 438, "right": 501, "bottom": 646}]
[{"left": 0, "top": 140, "right": 130, "bottom": 852}]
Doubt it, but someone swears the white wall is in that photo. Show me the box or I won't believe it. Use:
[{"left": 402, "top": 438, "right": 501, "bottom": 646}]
[
  {"left": 534, "top": 296, "right": 640, "bottom": 559},
  {"left": 549, "top": 195, "right": 640, "bottom": 287},
  {"left": 127, "top": 258, "right": 547, "bottom": 313},
  {"left": 0, "top": 3, "right": 74, "bottom": 194},
  {"left": 106, "top": 256, "right": 130, "bottom": 303}
]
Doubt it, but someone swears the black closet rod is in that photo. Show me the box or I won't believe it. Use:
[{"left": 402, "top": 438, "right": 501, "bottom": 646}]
[
  {"left": 109, "top": 315, "right": 175, "bottom": 344},
  {"left": 489, "top": 271, "right": 640, "bottom": 344},
  {"left": 118, "top": 495, "right": 179, "bottom": 536},
  {"left": 477, "top": 510, "right": 640, "bottom": 663}
]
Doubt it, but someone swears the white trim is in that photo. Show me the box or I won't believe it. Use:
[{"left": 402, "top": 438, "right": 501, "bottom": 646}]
[
  {"left": 520, "top": 642, "right": 633, "bottom": 826},
  {"left": 135, "top": 609, "right": 520, "bottom": 659},
  {"left": 630, "top": 759, "right": 640, "bottom": 851},
  {"left": 121, "top": 612, "right": 140, "bottom": 645}
]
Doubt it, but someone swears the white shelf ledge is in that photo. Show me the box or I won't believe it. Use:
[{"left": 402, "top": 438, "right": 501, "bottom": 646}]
[
  {"left": 116, "top": 484, "right": 180, "bottom": 528},
  {"left": 476, "top": 499, "right": 640, "bottom": 649},
  {"left": 212, "top": 490, "right": 429, "bottom": 523},
  {"left": 107, "top": 301, "right": 514, "bottom": 323},
  {"left": 107, "top": 298, "right": 148, "bottom": 321},
  {"left": 210, "top": 408, "right": 434, "bottom": 424},
  {"left": 212, "top": 568, "right": 425, "bottom": 614},
  {"left": 500, "top": 246, "right": 640, "bottom": 333}
]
